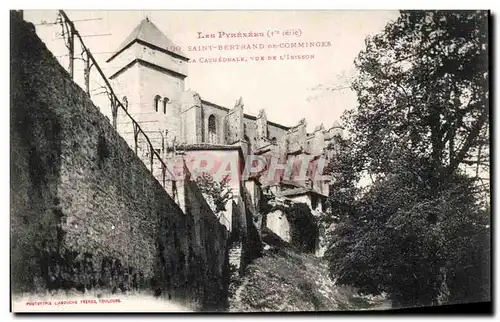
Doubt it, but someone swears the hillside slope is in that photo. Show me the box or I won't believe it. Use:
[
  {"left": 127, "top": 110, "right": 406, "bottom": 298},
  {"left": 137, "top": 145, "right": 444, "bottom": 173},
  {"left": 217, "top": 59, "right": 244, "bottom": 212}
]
[{"left": 229, "top": 244, "right": 391, "bottom": 312}]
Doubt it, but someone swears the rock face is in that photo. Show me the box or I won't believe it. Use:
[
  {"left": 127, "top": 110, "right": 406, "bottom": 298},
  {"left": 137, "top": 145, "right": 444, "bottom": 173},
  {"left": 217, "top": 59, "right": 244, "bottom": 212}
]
[
  {"left": 265, "top": 210, "right": 292, "bottom": 243},
  {"left": 10, "top": 12, "right": 229, "bottom": 312}
]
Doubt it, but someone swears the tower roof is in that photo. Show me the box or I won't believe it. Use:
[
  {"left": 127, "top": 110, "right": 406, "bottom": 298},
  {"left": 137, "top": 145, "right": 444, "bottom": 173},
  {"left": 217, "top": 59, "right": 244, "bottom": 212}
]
[{"left": 107, "top": 18, "right": 188, "bottom": 62}]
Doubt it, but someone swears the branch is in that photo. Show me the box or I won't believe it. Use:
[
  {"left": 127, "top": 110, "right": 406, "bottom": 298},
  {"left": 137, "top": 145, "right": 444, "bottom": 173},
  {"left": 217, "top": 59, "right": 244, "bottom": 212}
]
[{"left": 448, "top": 109, "right": 488, "bottom": 174}]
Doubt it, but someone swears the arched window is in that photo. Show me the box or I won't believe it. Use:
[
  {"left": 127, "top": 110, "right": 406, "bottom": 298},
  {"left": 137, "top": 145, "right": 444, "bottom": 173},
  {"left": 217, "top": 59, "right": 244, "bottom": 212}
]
[
  {"left": 208, "top": 115, "right": 217, "bottom": 144},
  {"left": 122, "top": 96, "right": 128, "bottom": 110},
  {"left": 271, "top": 137, "right": 277, "bottom": 144},
  {"left": 154, "top": 95, "right": 161, "bottom": 112},
  {"left": 163, "top": 97, "right": 169, "bottom": 114}
]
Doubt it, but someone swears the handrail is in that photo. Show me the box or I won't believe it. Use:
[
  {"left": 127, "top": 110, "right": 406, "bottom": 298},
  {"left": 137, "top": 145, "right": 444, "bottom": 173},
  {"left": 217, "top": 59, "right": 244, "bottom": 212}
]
[{"left": 57, "top": 10, "right": 177, "bottom": 184}]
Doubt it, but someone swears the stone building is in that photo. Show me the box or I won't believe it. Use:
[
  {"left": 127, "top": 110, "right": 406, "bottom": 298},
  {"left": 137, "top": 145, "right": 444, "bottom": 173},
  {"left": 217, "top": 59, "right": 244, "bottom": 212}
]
[{"left": 106, "top": 17, "right": 343, "bottom": 246}]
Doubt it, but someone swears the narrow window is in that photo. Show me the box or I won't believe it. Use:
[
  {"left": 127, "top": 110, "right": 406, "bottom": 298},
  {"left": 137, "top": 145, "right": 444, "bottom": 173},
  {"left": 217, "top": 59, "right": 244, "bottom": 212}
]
[
  {"left": 163, "top": 97, "right": 169, "bottom": 114},
  {"left": 208, "top": 115, "right": 217, "bottom": 144},
  {"left": 154, "top": 95, "right": 161, "bottom": 112}
]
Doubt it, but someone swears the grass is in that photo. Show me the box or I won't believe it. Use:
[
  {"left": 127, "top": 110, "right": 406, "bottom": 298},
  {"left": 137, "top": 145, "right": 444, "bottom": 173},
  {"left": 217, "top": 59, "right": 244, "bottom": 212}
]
[{"left": 229, "top": 246, "right": 391, "bottom": 312}]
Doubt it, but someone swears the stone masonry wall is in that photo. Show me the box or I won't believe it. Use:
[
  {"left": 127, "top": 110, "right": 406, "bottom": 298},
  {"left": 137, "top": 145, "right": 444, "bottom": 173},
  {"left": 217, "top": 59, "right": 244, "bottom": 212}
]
[{"left": 10, "top": 12, "right": 229, "bottom": 311}]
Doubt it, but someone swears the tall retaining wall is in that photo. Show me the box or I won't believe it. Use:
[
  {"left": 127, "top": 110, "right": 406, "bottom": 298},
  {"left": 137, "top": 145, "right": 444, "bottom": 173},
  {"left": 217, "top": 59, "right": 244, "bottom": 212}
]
[{"left": 10, "top": 12, "right": 229, "bottom": 311}]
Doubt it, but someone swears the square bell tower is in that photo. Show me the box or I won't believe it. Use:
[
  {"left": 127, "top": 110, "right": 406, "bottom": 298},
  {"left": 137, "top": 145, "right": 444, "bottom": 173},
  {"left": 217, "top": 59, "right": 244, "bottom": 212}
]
[{"left": 106, "top": 17, "right": 189, "bottom": 151}]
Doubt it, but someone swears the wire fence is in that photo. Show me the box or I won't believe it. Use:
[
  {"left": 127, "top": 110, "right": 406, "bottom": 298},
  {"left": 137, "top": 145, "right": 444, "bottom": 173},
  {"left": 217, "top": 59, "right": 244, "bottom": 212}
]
[{"left": 56, "top": 10, "right": 183, "bottom": 203}]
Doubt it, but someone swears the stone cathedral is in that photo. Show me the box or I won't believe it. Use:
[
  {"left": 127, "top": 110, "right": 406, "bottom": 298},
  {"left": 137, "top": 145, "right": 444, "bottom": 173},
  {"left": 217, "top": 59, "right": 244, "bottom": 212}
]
[{"left": 106, "top": 17, "right": 343, "bottom": 243}]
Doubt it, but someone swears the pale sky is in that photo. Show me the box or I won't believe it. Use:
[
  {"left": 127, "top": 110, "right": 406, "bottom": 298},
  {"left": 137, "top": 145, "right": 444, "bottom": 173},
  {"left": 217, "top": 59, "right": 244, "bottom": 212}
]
[{"left": 24, "top": 10, "right": 399, "bottom": 131}]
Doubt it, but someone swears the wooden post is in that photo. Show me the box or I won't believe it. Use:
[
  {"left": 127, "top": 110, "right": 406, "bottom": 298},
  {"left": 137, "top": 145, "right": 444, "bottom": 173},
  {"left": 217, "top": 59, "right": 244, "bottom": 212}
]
[
  {"left": 68, "top": 27, "right": 74, "bottom": 79},
  {"left": 149, "top": 143, "right": 154, "bottom": 173},
  {"left": 162, "top": 164, "right": 166, "bottom": 187},
  {"left": 58, "top": 13, "right": 74, "bottom": 79},
  {"left": 111, "top": 96, "right": 118, "bottom": 129},
  {"left": 83, "top": 51, "right": 91, "bottom": 96},
  {"left": 133, "top": 123, "right": 139, "bottom": 155},
  {"left": 172, "top": 181, "right": 178, "bottom": 203}
]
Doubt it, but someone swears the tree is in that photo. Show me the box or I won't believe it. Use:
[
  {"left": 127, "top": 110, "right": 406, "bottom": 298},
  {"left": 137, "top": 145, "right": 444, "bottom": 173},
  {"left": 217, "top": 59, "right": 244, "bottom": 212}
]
[
  {"left": 350, "top": 10, "right": 488, "bottom": 181},
  {"left": 195, "top": 172, "right": 232, "bottom": 216},
  {"left": 323, "top": 135, "right": 363, "bottom": 223},
  {"left": 326, "top": 164, "right": 490, "bottom": 307},
  {"left": 325, "top": 10, "right": 490, "bottom": 308}
]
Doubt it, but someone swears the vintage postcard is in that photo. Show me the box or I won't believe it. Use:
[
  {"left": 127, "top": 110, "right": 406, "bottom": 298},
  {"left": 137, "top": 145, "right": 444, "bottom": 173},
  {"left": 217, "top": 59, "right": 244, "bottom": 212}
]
[{"left": 10, "top": 9, "right": 490, "bottom": 313}]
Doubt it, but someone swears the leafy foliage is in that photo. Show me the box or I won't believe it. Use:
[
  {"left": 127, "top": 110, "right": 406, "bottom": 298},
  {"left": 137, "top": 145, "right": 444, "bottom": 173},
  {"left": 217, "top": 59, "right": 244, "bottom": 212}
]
[
  {"left": 326, "top": 169, "right": 490, "bottom": 307},
  {"left": 195, "top": 172, "right": 233, "bottom": 215},
  {"left": 323, "top": 135, "right": 363, "bottom": 223},
  {"left": 324, "top": 10, "right": 490, "bottom": 308},
  {"left": 350, "top": 10, "right": 489, "bottom": 180}
]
